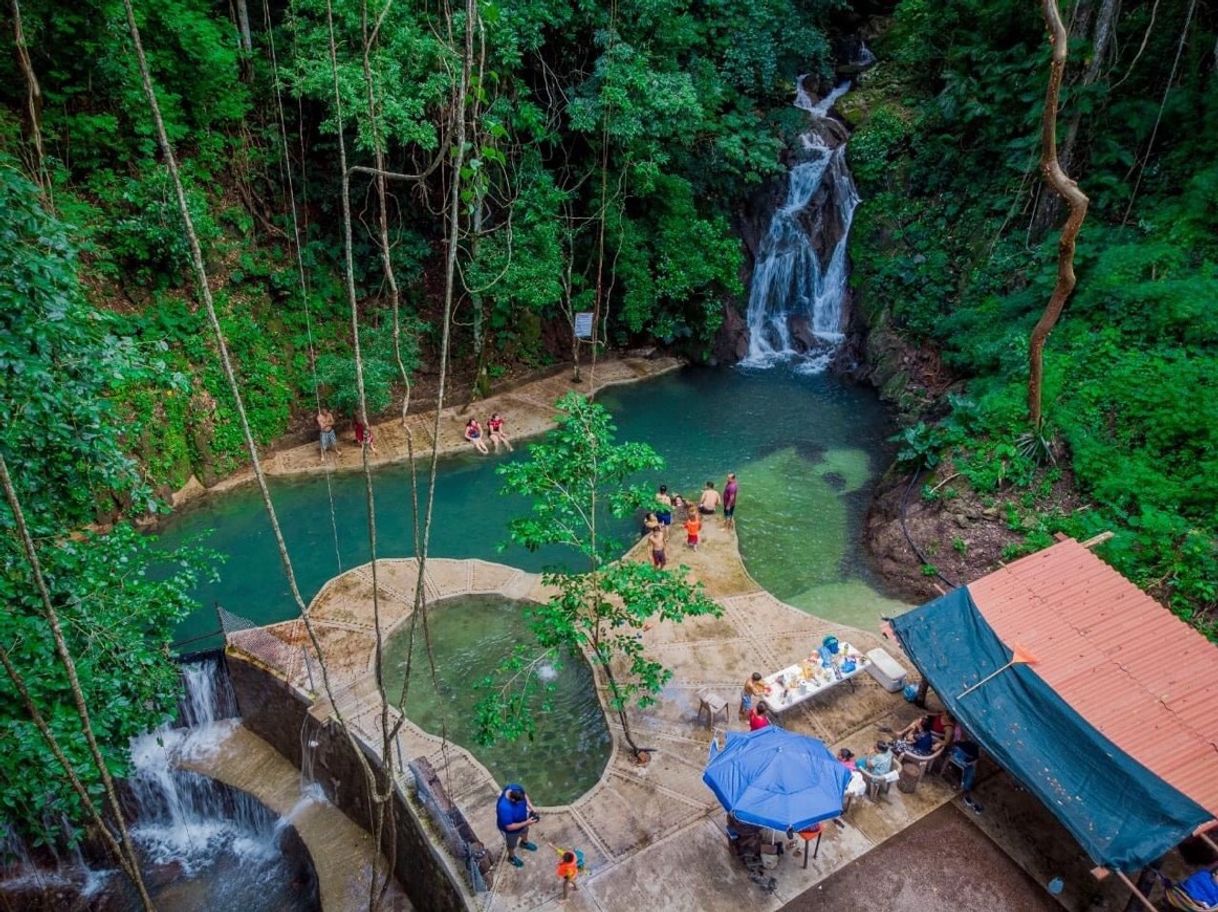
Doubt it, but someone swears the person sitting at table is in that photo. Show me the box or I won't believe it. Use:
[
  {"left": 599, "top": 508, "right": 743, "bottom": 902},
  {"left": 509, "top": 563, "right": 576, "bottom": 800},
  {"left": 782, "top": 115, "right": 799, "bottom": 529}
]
[
  {"left": 858, "top": 740, "right": 894, "bottom": 776},
  {"left": 838, "top": 750, "right": 867, "bottom": 817},
  {"left": 895, "top": 711, "right": 954, "bottom": 750},
  {"left": 892, "top": 724, "right": 937, "bottom": 759},
  {"left": 748, "top": 701, "right": 772, "bottom": 731}
]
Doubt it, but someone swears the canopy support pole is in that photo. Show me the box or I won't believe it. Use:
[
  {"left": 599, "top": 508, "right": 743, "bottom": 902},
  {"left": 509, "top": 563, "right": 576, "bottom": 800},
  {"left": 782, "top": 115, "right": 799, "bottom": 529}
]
[{"left": 1115, "top": 870, "right": 1157, "bottom": 912}]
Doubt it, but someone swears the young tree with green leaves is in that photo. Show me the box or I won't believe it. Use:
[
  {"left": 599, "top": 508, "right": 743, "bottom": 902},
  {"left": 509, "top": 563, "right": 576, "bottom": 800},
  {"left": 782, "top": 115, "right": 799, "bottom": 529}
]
[{"left": 475, "top": 392, "right": 720, "bottom": 762}]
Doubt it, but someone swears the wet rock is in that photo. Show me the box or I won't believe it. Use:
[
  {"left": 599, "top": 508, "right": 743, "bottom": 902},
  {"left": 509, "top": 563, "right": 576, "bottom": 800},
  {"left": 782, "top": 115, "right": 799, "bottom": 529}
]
[
  {"left": 711, "top": 300, "right": 750, "bottom": 364},
  {"left": 172, "top": 473, "right": 207, "bottom": 508},
  {"left": 789, "top": 315, "right": 818, "bottom": 353}
]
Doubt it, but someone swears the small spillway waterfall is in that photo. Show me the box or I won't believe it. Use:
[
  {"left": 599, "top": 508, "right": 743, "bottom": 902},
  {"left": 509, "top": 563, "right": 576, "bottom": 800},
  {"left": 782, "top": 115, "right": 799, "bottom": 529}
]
[
  {"left": 743, "top": 80, "right": 860, "bottom": 372},
  {"left": 124, "top": 659, "right": 318, "bottom": 903},
  {"left": 1, "top": 658, "right": 320, "bottom": 911}
]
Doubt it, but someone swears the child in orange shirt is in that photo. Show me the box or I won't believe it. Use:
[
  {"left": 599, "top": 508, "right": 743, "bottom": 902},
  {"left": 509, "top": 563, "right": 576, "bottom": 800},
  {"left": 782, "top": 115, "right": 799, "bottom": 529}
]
[
  {"left": 684, "top": 512, "right": 701, "bottom": 550},
  {"left": 555, "top": 847, "right": 584, "bottom": 900}
]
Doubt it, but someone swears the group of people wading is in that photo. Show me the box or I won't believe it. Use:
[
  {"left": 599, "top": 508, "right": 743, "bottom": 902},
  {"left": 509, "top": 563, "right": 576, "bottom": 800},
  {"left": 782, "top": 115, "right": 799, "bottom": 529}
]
[{"left": 643, "top": 473, "right": 738, "bottom": 569}]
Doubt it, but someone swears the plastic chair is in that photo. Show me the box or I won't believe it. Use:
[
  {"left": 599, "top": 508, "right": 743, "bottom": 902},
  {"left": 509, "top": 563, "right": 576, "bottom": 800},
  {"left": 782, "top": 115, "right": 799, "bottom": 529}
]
[
  {"left": 697, "top": 691, "right": 730, "bottom": 728},
  {"left": 897, "top": 740, "right": 948, "bottom": 788},
  {"left": 859, "top": 767, "right": 900, "bottom": 800},
  {"left": 1166, "top": 874, "right": 1218, "bottom": 912},
  {"left": 943, "top": 748, "right": 977, "bottom": 791}
]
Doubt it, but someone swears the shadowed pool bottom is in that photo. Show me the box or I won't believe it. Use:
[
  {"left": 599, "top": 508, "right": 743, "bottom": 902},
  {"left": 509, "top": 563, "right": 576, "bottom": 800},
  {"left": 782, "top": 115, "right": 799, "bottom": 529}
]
[{"left": 381, "top": 595, "right": 611, "bottom": 806}]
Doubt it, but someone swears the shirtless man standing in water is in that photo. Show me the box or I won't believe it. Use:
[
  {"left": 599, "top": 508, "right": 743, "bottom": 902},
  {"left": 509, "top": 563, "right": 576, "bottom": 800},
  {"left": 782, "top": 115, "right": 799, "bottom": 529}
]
[
  {"left": 317, "top": 407, "right": 340, "bottom": 462},
  {"left": 698, "top": 481, "right": 720, "bottom": 518}
]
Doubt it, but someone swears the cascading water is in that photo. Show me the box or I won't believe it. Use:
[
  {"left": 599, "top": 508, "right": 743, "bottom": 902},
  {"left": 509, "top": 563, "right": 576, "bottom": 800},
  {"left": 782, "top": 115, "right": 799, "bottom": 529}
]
[
  {"left": 121, "top": 659, "right": 318, "bottom": 909},
  {"left": 743, "top": 79, "right": 860, "bottom": 373},
  {"left": 1, "top": 659, "right": 319, "bottom": 911}
]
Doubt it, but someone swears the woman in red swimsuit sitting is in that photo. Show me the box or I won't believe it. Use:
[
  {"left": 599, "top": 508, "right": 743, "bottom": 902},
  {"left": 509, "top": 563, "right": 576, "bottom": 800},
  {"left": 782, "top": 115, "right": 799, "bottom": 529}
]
[
  {"left": 353, "top": 417, "right": 378, "bottom": 454},
  {"left": 487, "top": 412, "right": 513, "bottom": 453}
]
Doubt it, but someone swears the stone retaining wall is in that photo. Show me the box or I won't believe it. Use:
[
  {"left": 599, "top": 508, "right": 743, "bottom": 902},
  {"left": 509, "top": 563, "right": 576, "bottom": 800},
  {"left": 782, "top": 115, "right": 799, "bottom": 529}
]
[{"left": 226, "top": 649, "right": 472, "bottom": 912}]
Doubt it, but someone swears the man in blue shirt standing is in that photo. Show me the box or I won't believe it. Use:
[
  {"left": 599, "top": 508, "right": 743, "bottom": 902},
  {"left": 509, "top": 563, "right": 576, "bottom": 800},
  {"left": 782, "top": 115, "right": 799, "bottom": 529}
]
[{"left": 496, "top": 783, "right": 539, "bottom": 868}]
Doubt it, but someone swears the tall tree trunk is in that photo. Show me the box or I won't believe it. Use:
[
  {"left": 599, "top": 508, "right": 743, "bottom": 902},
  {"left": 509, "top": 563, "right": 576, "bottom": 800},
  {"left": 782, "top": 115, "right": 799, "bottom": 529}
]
[
  {"left": 121, "top": 9, "right": 390, "bottom": 912},
  {"left": 1032, "top": 0, "right": 1117, "bottom": 235},
  {"left": 235, "top": 0, "right": 252, "bottom": 53},
  {"left": 1029, "top": 0, "right": 1091, "bottom": 429},
  {"left": 360, "top": 6, "right": 413, "bottom": 428},
  {"left": 468, "top": 199, "right": 489, "bottom": 402},
  {"left": 1061, "top": 0, "right": 1118, "bottom": 169},
  {"left": 10, "top": 0, "right": 49, "bottom": 201}
]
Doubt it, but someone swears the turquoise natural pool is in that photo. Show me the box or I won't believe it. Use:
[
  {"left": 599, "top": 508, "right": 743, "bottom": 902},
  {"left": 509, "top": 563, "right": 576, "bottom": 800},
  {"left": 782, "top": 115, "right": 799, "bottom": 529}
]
[
  {"left": 163, "top": 365, "right": 905, "bottom": 648},
  {"left": 382, "top": 595, "right": 610, "bottom": 806},
  {"left": 159, "top": 366, "right": 908, "bottom": 795}
]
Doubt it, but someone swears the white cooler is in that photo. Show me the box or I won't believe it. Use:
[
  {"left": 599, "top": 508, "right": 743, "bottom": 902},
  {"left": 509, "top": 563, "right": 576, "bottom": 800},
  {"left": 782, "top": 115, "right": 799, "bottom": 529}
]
[{"left": 865, "top": 647, "right": 907, "bottom": 693}]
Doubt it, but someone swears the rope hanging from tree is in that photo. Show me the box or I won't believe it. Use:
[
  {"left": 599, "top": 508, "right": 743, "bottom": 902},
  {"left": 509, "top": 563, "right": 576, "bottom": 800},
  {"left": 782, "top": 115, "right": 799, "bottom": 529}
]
[
  {"left": 119, "top": 13, "right": 394, "bottom": 907},
  {"left": 260, "top": 0, "right": 344, "bottom": 576}
]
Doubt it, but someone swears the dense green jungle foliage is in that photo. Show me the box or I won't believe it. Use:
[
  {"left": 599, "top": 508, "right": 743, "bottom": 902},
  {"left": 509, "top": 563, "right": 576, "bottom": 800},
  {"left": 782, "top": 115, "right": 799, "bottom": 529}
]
[
  {"left": 0, "top": 0, "right": 842, "bottom": 841},
  {"left": 847, "top": 0, "right": 1218, "bottom": 637},
  {"left": 0, "top": 166, "right": 213, "bottom": 843},
  {"left": 0, "top": 0, "right": 841, "bottom": 492}
]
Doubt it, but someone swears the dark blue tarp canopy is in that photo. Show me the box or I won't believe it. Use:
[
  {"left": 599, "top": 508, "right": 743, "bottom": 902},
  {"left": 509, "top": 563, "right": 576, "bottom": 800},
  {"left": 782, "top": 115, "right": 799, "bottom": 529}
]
[{"left": 891, "top": 587, "right": 1210, "bottom": 872}]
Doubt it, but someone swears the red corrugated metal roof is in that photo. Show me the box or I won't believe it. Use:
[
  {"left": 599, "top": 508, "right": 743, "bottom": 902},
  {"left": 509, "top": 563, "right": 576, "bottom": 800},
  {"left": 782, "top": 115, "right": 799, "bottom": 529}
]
[{"left": 969, "top": 538, "right": 1218, "bottom": 819}]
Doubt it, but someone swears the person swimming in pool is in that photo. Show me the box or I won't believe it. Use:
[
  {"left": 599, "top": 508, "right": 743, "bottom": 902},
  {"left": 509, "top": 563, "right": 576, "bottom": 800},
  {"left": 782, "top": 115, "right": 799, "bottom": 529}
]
[
  {"left": 656, "top": 485, "right": 673, "bottom": 531},
  {"left": 465, "top": 417, "right": 489, "bottom": 454}
]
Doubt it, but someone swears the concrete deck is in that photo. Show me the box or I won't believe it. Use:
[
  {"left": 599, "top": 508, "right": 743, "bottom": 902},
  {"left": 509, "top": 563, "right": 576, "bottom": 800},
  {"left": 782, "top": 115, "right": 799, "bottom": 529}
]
[
  {"left": 782, "top": 803, "right": 1061, "bottom": 912},
  {"left": 178, "top": 356, "right": 682, "bottom": 503},
  {"left": 228, "top": 517, "right": 957, "bottom": 911}
]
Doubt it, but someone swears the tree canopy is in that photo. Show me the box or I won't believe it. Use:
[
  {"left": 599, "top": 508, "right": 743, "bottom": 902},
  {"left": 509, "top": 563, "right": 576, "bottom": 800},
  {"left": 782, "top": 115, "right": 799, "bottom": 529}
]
[
  {"left": 848, "top": 0, "right": 1218, "bottom": 635},
  {"left": 0, "top": 161, "right": 213, "bottom": 843}
]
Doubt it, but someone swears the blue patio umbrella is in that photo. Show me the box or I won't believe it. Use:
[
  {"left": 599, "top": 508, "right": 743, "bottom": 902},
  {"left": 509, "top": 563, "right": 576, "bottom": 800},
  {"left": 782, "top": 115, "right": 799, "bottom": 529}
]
[{"left": 703, "top": 727, "right": 850, "bottom": 831}]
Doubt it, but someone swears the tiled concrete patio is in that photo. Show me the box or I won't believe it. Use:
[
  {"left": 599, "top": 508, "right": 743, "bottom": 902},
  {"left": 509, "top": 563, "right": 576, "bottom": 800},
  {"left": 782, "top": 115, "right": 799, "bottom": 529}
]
[{"left": 226, "top": 519, "right": 955, "bottom": 911}]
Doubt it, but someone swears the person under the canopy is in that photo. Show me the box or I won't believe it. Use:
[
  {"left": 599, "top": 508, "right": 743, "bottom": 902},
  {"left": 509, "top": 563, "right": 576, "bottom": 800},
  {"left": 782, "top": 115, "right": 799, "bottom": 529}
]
[{"left": 858, "top": 740, "right": 894, "bottom": 775}]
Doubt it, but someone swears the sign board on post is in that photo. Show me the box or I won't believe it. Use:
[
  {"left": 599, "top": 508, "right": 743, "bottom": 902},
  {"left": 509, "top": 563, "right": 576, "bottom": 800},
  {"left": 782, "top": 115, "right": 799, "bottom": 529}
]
[{"left": 574, "top": 311, "right": 594, "bottom": 339}]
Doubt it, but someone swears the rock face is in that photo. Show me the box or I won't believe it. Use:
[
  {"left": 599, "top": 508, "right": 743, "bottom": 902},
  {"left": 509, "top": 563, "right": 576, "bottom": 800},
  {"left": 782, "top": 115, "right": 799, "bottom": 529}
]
[
  {"left": 171, "top": 473, "right": 207, "bottom": 508},
  {"left": 711, "top": 300, "right": 751, "bottom": 364}
]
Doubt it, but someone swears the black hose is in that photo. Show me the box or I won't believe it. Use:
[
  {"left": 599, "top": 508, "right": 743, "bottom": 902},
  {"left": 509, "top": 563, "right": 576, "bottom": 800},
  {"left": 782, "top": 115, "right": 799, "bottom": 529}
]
[{"left": 898, "top": 467, "right": 958, "bottom": 590}]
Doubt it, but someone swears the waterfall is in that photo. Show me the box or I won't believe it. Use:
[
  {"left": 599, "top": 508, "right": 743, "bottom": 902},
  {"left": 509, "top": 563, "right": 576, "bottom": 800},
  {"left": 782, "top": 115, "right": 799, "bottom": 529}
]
[
  {"left": 743, "top": 79, "right": 860, "bottom": 373},
  {"left": 126, "top": 660, "right": 278, "bottom": 874},
  {"left": 2, "top": 660, "right": 319, "bottom": 910}
]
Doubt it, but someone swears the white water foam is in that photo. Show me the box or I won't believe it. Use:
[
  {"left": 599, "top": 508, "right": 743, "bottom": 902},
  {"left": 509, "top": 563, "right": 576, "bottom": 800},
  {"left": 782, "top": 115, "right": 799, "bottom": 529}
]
[
  {"left": 742, "top": 79, "right": 859, "bottom": 374},
  {"left": 126, "top": 660, "right": 283, "bottom": 875}
]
